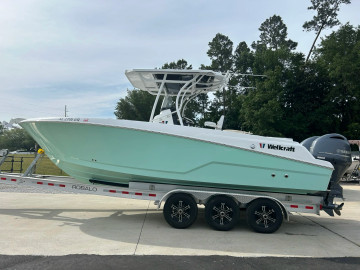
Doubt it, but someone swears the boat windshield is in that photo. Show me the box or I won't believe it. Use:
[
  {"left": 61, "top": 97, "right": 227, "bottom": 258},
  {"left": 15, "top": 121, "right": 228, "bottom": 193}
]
[{"left": 125, "top": 69, "right": 229, "bottom": 126}]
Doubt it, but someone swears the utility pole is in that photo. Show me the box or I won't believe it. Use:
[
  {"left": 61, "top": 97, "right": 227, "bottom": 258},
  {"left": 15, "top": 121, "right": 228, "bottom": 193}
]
[{"left": 65, "top": 105, "right": 69, "bottom": 117}]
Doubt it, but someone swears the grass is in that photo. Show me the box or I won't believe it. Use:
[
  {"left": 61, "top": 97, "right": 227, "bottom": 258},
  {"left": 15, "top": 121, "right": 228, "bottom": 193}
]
[{"left": 0, "top": 154, "right": 68, "bottom": 176}]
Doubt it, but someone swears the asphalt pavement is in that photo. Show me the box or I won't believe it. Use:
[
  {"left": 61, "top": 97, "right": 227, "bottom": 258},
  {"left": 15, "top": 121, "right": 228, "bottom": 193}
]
[{"left": 1, "top": 255, "right": 360, "bottom": 270}]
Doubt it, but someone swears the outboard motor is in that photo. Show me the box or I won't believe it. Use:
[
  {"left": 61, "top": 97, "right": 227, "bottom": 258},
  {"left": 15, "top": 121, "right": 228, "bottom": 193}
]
[
  {"left": 301, "top": 134, "right": 352, "bottom": 216},
  {"left": 301, "top": 136, "right": 319, "bottom": 151}
]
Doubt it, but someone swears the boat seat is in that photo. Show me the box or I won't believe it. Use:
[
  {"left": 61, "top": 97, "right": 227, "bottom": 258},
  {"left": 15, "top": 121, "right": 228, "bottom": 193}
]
[{"left": 204, "top": 115, "right": 224, "bottom": 130}]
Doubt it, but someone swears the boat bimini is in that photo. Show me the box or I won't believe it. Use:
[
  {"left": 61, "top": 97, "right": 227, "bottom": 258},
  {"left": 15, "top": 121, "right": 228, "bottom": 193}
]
[{"left": 20, "top": 69, "right": 352, "bottom": 213}]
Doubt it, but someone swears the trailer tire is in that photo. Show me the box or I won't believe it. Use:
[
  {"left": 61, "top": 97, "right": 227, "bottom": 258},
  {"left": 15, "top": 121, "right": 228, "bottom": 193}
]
[
  {"left": 205, "top": 195, "right": 239, "bottom": 231},
  {"left": 163, "top": 193, "right": 198, "bottom": 229},
  {"left": 246, "top": 198, "right": 283, "bottom": 233}
]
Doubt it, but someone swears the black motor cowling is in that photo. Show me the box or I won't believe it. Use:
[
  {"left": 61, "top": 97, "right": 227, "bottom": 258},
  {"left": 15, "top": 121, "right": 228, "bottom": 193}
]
[
  {"left": 301, "top": 134, "right": 352, "bottom": 216},
  {"left": 301, "top": 136, "right": 319, "bottom": 151}
]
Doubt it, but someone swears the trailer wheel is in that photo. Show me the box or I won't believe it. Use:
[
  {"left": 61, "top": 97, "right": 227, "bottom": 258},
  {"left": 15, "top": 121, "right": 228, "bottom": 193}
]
[
  {"left": 163, "top": 193, "right": 198, "bottom": 229},
  {"left": 205, "top": 195, "right": 239, "bottom": 231},
  {"left": 246, "top": 199, "right": 283, "bottom": 233}
]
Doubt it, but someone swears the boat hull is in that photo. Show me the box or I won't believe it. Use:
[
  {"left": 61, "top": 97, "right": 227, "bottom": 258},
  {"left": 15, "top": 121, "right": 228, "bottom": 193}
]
[{"left": 20, "top": 119, "right": 333, "bottom": 195}]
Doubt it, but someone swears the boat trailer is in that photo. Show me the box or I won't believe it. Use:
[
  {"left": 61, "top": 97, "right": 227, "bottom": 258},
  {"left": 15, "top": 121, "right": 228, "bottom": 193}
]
[{"left": 0, "top": 150, "right": 341, "bottom": 233}]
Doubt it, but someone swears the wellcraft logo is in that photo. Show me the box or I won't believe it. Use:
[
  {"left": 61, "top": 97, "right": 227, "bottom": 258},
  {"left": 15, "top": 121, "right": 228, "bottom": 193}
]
[{"left": 260, "top": 143, "right": 295, "bottom": 152}]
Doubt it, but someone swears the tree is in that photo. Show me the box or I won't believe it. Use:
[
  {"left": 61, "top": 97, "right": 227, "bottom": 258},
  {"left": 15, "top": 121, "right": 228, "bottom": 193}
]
[
  {"left": 252, "top": 15, "right": 297, "bottom": 51},
  {"left": 281, "top": 58, "right": 337, "bottom": 140},
  {"left": 206, "top": 34, "right": 234, "bottom": 120},
  {"left": 113, "top": 22, "right": 359, "bottom": 140},
  {"left": 0, "top": 128, "right": 35, "bottom": 151},
  {"left": 162, "top": 59, "right": 192, "bottom": 70},
  {"left": 241, "top": 22, "right": 359, "bottom": 141},
  {"left": 195, "top": 93, "right": 210, "bottom": 127},
  {"left": 207, "top": 33, "right": 234, "bottom": 72},
  {"left": 238, "top": 16, "right": 301, "bottom": 137},
  {"left": 346, "top": 123, "right": 360, "bottom": 139},
  {"left": 233, "top": 41, "right": 256, "bottom": 92},
  {"left": 114, "top": 89, "right": 158, "bottom": 121},
  {"left": 0, "top": 123, "right": 3, "bottom": 135},
  {"left": 303, "top": 0, "right": 351, "bottom": 62},
  {"left": 240, "top": 67, "right": 285, "bottom": 137},
  {"left": 234, "top": 42, "right": 254, "bottom": 74},
  {"left": 315, "top": 24, "right": 360, "bottom": 137},
  {"left": 242, "top": 23, "right": 325, "bottom": 140}
]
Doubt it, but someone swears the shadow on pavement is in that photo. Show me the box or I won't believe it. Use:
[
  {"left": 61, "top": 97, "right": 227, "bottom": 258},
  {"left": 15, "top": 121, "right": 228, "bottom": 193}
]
[{"left": 0, "top": 206, "right": 359, "bottom": 256}]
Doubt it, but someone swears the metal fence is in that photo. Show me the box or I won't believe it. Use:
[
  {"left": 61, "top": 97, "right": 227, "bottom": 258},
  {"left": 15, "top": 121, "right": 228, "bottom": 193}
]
[
  {"left": 0, "top": 155, "right": 34, "bottom": 173},
  {"left": 0, "top": 154, "right": 66, "bottom": 176}
]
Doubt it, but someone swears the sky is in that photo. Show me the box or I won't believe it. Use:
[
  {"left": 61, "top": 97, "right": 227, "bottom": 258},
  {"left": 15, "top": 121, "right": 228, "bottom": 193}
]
[{"left": 1, "top": 0, "right": 359, "bottom": 122}]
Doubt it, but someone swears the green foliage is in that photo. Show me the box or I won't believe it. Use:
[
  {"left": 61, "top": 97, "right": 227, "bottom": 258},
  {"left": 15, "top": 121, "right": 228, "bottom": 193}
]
[
  {"left": 346, "top": 123, "right": 360, "bottom": 139},
  {"left": 234, "top": 42, "right": 254, "bottom": 74},
  {"left": 303, "top": 0, "right": 351, "bottom": 61},
  {"left": 114, "top": 8, "right": 360, "bottom": 141},
  {"left": 206, "top": 33, "right": 234, "bottom": 126},
  {"left": 303, "top": 0, "right": 351, "bottom": 32},
  {"left": 281, "top": 60, "right": 337, "bottom": 140},
  {"left": 162, "top": 59, "right": 192, "bottom": 70},
  {"left": 0, "top": 123, "right": 3, "bottom": 135},
  {"left": 252, "top": 15, "right": 297, "bottom": 51},
  {"left": 207, "top": 33, "right": 233, "bottom": 72},
  {"left": 241, "top": 67, "right": 285, "bottom": 137},
  {"left": 114, "top": 89, "right": 158, "bottom": 121},
  {"left": 315, "top": 24, "right": 360, "bottom": 137},
  {"left": 0, "top": 128, "right": 36, "bottom": 151}
]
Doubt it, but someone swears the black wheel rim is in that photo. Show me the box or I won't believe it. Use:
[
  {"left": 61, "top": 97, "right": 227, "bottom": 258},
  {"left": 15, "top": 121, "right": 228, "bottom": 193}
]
[
  {"left": 211, "top": 202, "right": 234, "bottom": 226},
  {"left": 170, "top": 200, "right": 192, "bottom": 223},
  {"left": 253, "top": 205, "right": 277, "bottom": 229}
]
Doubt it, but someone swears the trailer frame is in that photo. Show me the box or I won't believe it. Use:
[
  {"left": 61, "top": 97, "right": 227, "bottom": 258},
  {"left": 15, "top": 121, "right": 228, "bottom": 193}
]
[{"left": 0, "top": 151, "right": 333, "bottom": 233}]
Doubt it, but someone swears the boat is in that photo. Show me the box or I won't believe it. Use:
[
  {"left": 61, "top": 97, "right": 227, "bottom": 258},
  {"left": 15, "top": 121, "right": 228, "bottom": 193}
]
[{"left": 19, "top": 69, "right": 352, "bottom": 197}]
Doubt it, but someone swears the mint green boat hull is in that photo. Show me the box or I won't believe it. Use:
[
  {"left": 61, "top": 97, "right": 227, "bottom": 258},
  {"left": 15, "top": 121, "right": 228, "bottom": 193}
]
[{"left": 21, "top": 121, "right": 333, "bottom": 195}]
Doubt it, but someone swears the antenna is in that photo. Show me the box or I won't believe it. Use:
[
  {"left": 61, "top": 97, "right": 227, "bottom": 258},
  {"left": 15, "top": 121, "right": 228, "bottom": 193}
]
[{"left": 231, "top": 72, "right": 267, "bottom": 77}]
